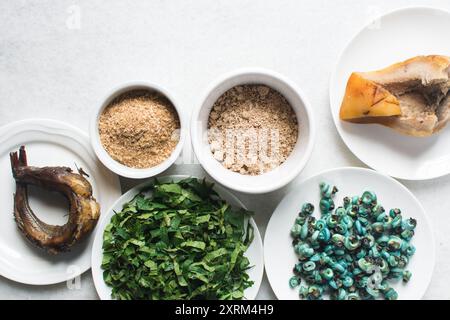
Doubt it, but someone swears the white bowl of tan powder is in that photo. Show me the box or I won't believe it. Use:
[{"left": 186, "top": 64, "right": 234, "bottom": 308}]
[
  {"left": 91, "top": 83, "right": 185, "bottom": 179},
  {"left": 191, "top": 69, "right": 315, "bottom": 194}
]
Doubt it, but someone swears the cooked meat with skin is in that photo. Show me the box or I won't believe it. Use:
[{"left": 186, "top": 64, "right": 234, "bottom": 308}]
[
  {"left": 340, "top": 55, "right": 450, "bottom": 137},
  {"left": 10, "top": 146, "right": 100, "bottom": 255}
]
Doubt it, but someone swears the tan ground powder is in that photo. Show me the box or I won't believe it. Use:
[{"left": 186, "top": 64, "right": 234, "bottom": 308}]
[
  {"left": 98, "top": 90, "right": 180, "bottom": 169},
  {"left": 208, "top": 85, "right": 298, "bottom": 175}
]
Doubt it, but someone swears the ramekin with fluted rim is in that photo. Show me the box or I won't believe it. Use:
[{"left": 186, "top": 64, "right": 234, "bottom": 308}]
[
  {"left": 191, "top": 69, "right": 316, "bottom": 194},
  {"left": 90, "top": 82, "right": 186, "bottom": 179}
]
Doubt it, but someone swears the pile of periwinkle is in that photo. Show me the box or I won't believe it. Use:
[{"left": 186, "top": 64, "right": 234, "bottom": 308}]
[{"left": 290, "top": 182, "right": 417, "bottom": 300}]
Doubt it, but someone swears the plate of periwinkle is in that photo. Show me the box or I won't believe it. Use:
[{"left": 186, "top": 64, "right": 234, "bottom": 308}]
[{"left": 264, "top": 167, "right": 435, "bottom": 300}]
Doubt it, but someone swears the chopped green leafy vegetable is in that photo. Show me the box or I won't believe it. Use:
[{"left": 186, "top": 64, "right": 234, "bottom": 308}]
[{"left": 102, "top": 178, "right": 254, "bottom": 300}]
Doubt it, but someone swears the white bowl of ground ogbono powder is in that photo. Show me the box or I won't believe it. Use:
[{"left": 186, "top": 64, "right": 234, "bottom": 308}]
[{"left": 191, "top": 69, "right": 316, "bottom": 194}]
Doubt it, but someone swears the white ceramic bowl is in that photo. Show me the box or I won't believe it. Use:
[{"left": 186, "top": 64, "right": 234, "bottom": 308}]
[
  {"left": 191, "top": 69, "right": 315, "bottom": 194},
  {"left": 90, "top": 82, "right": 186, "bottom": 179}
]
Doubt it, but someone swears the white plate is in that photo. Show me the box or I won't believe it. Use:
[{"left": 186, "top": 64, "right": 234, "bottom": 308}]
[
  {"left": 92, "top": 175, "right": 264, "bottom": 300},
  {"left": 264, "top": 167, "right": 435, "bottom": 300},
  {"left": 0, "top": 119, "right": 121, "bottom": 285},
  {"left": 330, "top": 7, "right": 450, "bottom": 180}
]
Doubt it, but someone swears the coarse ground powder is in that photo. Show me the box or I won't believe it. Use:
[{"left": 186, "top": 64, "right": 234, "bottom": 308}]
[
  {"left": 208, "top": 85, "right": 298, "bottom": 175},
  {"left": 98, "top": 90, "right": 180, "bottom": 169}
]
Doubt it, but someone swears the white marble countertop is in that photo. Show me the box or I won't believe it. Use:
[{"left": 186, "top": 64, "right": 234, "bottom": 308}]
[{"left": 1, "top": 0, "right": 449, "bottom": 300}]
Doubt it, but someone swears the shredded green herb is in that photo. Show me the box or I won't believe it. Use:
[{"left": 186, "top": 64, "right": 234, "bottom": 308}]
[{"left": 102, "top": 178, "right": 254, "bottom": 300}]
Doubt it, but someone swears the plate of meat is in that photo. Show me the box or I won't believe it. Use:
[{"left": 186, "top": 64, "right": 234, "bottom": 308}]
[
  {"left": 0, "top": 119, "right": 121, "bottom": 285},
  {"left": 330, "top": 7, "right": 450, "bottom": 180}
]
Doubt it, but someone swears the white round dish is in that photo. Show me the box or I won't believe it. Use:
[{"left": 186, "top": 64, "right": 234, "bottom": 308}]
[
  {"left": 0, "top": 119, "right": 121, "bottom": 285},
  {"left": 92, "top": 175, "right": 264, "bottom": 300},
  {"left": 90, "top": 82, "right": 186, "bottom": 179},
  {"left": 330, "top": 7, "right": 450, "bottom": 180},
  {"left": 191, "top": 68, "right": 315, "bottom": 194},
  {"left": 264, "top": 167, "right": 435, "bottom": 300}
]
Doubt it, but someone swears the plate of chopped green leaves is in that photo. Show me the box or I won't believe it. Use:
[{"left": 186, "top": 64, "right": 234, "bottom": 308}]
[
  {"left": 91, "top": 176, "right": 263, "bottom": 300},
  {"left": 264, "top": 167, "right": 435, "bottom": 300}
]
